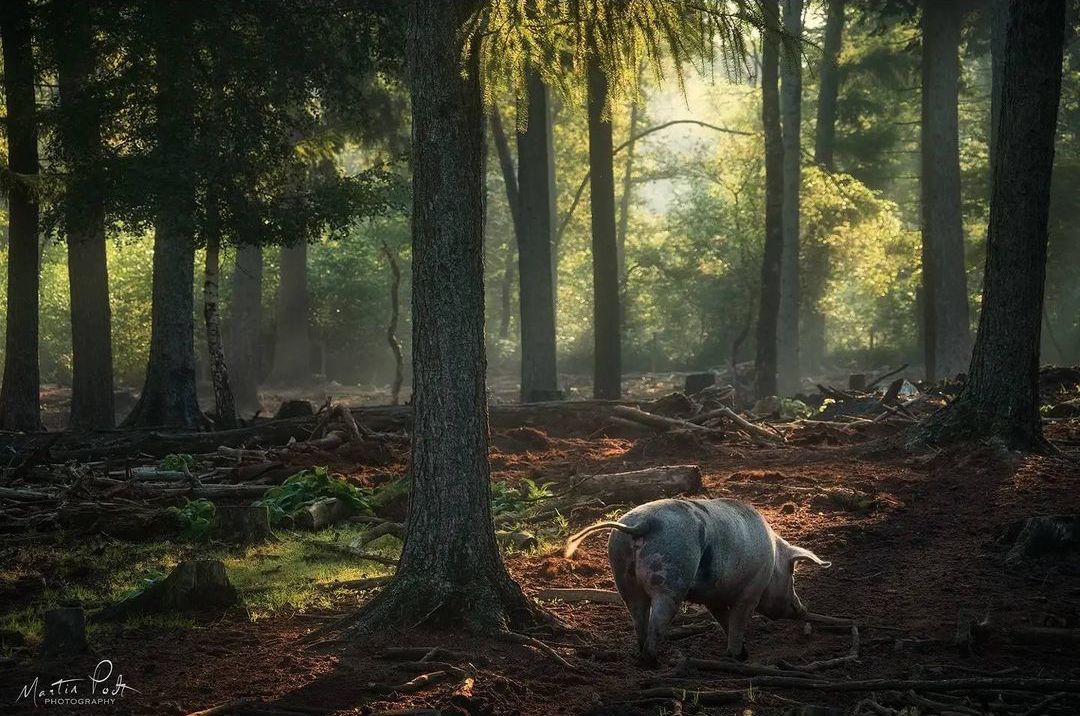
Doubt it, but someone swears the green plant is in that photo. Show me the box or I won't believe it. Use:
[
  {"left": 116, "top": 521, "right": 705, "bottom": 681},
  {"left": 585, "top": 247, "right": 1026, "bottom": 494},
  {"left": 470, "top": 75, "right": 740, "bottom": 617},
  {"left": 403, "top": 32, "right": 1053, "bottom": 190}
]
[
  {"left": 490, "top": 478, "right": 553, "bottom": 515},
  {"left": 160, "top": 453, "right": 195, "bottom": 471},
  {"left": 257, "top": 467, "right": 373, "bottom": 525},
  {"left": 168, "top": 498, "right": 215, "bottom": 540}
]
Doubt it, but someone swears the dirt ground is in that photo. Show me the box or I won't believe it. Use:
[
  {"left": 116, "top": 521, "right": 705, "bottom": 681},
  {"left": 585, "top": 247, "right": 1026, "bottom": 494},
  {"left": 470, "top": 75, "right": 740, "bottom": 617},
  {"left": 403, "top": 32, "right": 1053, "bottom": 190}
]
[{"left": 3, "top": 414, "right": 1079, "bottom": 715}]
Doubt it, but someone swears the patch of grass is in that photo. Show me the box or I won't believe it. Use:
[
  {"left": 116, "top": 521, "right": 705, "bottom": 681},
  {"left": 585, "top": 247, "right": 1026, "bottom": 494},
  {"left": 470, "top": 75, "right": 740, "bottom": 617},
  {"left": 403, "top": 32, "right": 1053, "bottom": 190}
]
[
  {"left": 225, "top": 524, "right": 396, "bottom": 619},
  {"left": 0, "top": 524, "right": 402, "bottom": 640}
]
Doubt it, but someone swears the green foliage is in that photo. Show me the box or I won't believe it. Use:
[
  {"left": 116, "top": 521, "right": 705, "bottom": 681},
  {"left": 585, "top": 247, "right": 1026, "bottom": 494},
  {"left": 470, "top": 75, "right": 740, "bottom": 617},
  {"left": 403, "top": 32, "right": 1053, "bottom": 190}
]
[
  {"left": 257, "top": 467, "right": 373, "bottom": 526},
  {"left": 159, "top": 453, "right": 195, "bottom": 471},
  {"left": 168, "top": 498, "right": 215, "bottom": 541},
  {"left": 490, "top": 478, "right": 554, "bottom": 515}
]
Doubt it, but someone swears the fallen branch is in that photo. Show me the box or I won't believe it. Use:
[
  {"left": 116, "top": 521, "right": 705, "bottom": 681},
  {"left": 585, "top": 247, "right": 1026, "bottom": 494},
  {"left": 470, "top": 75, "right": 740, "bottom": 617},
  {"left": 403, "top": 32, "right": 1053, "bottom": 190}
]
[
  {"left": 636, "top": 687, "right": 743, "bottom": 705},
  {"left": 535, "top": 588, "right": 622, "bottom": 604},
  {"left": 611, "top": 405, "right": 720, "bottom": 434},
  {"left": 709, "top": 407, "right": 786, "bottom": 444},
  {"left": 366, "top": 670, "right": 450, "bottom": 694},
  {"left": 801, "top": 626, "right": 859, "bottom": 672},
  {"left": 184, "top": 698, "right": 254, "bottom": 716},
  {"left": 501, "top": 631, "right": 578, "bottom": 671}
]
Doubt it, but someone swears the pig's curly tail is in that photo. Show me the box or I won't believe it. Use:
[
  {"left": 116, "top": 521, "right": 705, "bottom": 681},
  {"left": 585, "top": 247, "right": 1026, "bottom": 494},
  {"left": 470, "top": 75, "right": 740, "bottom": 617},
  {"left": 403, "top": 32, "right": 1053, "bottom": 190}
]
[{"left": 563, "top": 520, "right": 650, "bottom": 559}]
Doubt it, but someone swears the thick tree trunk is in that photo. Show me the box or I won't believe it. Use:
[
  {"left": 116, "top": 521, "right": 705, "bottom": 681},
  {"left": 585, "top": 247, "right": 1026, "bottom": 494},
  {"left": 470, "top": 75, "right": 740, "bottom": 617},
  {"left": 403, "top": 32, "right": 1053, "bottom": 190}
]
[
  {"left": 922, "top": 0, "right": 1065, "bottom": 451},
  {"left": 587, "top": 56, "right": 622, "bottom": 399},
  {"left": 920, "top": 1, "right": 971, "bottom": 382},
  {"left": 0, "top": 0, "right": 41, "bottom": 431},
  {"left": 353, "top": 0, "right": 543, "bottom": 633},
  {"left": 777, "top": 0, "right": 803, "bottom": 396},
  {"left": 203, "top": 214, "right": 237, "bottom": 429},
  {"left": 54, "top": 0, "right": 114, "bottom": 430},
  {"left": 227, "top": 243, "right": 263, "bottom": 413},
  {"left": 269, "top": 242, "right": 311, "bottom": 385},
  {"left": 380, "top": 242, "right": 404, "bottom": 406},
  {"left": 516, "top": 68, "right": 561, "bottom": 402},
  {"left": 805, "top": 0, "right": 845, "bottom": 375},
  {"left": 755, "top": 0, "right": 784, "bottom": 400},
  {"left": 123, "top": 3, "right": 201, "bottom": 429}
]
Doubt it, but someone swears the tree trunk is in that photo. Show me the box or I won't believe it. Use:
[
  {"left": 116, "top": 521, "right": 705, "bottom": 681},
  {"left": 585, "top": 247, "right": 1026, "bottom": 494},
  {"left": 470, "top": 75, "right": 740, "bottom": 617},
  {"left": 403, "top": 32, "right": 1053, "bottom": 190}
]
[
  {"left": 123, "top": 2, "right": 201, "bottom": 429},
  {"left": 921, "top": 0, "right": 1066, "bottom": 451},
  {"left": 617, "top": 72, "right": 643, "bottom": 330},
  {"left": 227, "top": 243, "right": 263, "bottom": 413},
  {"left": 814, "top": 0, "right": 844, "bottom": 172},
  {"left": 587, "top": 56, "right": 622, "bottom": 399},
  {"left": 920, "top": 0, "right": 971, "bottom": 382},
  {"left": 488, "top": 108, "right": 520, "bottom": 344},
  {"left": 353, "top": 0, "right": 543, "bottom": 633},
  {"left": 52, "top": 0, "right": 115, "bottom": 430},
  {"left": 805, "top": 0, "right": 845, "bottom": 375},
  {"left": 0, "top": 0, "right": 41, "bottom": 431},
  {"left": 269, "top": 242, "right": 311, "bottom": 385},
  {"left": 777, "top": 0, "right": 803, "bottom": 396},
  {"left": 755, "top": 0, "right": 784, "bottom": 400},
  {"left": 516, "top": 68, "right": 561, "bottom": 402},
  {"left": 499, "top": 248, "right": 514, "bottom": 340},
  {"left": 380, "top": 241, "right": 404, "bottom": 406},
  {"left": 203, "top": 205, "right": 237, "bottom": 429}
]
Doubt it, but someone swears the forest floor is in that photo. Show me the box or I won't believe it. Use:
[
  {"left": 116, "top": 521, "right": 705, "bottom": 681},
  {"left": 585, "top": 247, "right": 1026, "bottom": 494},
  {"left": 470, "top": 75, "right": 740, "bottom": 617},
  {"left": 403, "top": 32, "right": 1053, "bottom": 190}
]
[{"left": 3, "top": 380, "right": 1080, "bottom": 715}]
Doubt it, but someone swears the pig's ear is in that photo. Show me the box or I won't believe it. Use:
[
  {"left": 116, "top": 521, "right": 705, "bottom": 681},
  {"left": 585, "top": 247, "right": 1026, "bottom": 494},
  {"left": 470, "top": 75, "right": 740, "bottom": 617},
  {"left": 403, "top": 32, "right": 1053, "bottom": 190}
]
[{"left": 787, "top": 544, "right": 831, "bottom": 569}]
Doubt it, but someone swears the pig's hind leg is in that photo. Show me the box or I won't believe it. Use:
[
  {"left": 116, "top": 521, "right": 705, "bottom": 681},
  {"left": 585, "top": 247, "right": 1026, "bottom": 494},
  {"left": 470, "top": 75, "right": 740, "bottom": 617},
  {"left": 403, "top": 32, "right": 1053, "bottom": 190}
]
[
  {"left": 642, "top": 593, "right": 680, "bottom": 665},
  {"left": 610, "top": 533, "right": 651, "bottom": 655}
]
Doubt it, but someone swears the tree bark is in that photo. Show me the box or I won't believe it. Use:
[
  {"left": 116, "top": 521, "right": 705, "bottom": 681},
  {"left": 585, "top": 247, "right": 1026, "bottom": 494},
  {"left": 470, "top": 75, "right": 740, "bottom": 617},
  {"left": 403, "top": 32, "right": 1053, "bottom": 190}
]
[
  {"left": 269, "top": 242, "right": 311, "bottom": 385},
  {"left": 805, "top": 0, "right": 845, "bottom": 375},
  {"left": 203, "top": 204, "right": 238, "bottom": 429},
  {"left": 380, "top": 241, "right": 404, "bottom": 406},
  {"left": 778, "top": 0, "right": 803, "bottom": 396},
  {"left": 617, "top": 74, "right": 643, "bottom": 321},
  {"left": 353, "top": 0, "right": 543, "bottom": 633},
  {"left": 227, "top": 243, "right": 263, "bottom": 413},
  {"left": 587, "top": 56, "right": 622, "bottom": 399},
  {"left": 921, "top": 0, "right": 1066, "bottom": 451},
  {"left": 920, "top": 0, "right": 971, "bottom": 382},
  {"left": 54, "top": 0, "right": 115, "bottom": 430},
  {"left": 516, "top": 68, "right": 561, "bottom": 402},
  {"left": 0, "top": 0, "right": 42, "bottom": 431},
  {"left": 755, "top": 0, "right": 784, "bottom": 400},
  {"left": 123, "top": 2, "right": 201, "bottom": 429}
]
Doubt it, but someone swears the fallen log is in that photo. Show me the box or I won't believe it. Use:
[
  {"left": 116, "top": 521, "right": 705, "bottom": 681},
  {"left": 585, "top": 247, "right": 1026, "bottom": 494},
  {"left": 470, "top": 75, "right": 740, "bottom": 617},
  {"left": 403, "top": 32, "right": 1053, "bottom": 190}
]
[
  {"left": 665, "top": 671, "right": 1080, "bottom": 693},
  {"left": 570, "top": 465, "right": 704, "bottom": 502},
  {"left": 293, "top": 497, "right": 353, "bottom": 531}
]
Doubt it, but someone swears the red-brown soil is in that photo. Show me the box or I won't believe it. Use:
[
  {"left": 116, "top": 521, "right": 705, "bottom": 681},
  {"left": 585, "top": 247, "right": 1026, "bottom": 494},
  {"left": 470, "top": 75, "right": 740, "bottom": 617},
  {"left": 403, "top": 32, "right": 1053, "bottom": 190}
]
[{"left": 3, "top": 420, "right": 1079, "bottom": 715}]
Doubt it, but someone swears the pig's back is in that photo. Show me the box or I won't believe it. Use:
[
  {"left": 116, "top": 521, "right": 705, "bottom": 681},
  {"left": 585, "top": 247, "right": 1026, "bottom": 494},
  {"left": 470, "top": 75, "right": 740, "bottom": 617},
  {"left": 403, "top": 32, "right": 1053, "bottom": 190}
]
[{"left": 691, "top": 499, "right": 778, "bottom": 605}]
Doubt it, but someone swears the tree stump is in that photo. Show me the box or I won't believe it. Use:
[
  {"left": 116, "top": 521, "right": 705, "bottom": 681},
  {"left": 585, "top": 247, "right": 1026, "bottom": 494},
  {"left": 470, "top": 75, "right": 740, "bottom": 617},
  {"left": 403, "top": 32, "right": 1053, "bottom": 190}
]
[
  {"left": 273, "top": 399, "right": 315, "bottom": 420},
  {"left": 685, "top": 372, "right": 716, "bottom": 395},
  {"left": 95, "top": 560, "right": 237, "bottom": 621},
  {"left": 212, "top": 504, "right": 271, "bottom": 544},
  {"left": 42, "top": 607, "right": 87, "bottom": 659},
  {"left": 1005, "top": 515, "right": 1080, "bottom": 565}
]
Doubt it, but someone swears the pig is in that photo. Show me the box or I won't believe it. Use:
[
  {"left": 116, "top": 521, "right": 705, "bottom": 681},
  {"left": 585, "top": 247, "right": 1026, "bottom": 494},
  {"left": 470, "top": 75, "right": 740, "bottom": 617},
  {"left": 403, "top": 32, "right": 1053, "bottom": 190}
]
[{"left": 563, "top": 497, "right": 830, "bottom": 663}]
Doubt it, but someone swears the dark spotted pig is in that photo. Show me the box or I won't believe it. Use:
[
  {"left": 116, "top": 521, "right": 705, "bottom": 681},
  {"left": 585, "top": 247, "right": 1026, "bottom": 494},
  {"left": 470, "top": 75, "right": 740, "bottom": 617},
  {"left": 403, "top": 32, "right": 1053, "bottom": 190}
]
[{"left": 563, "top": 497, "right": 830, "bottom": 663}]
